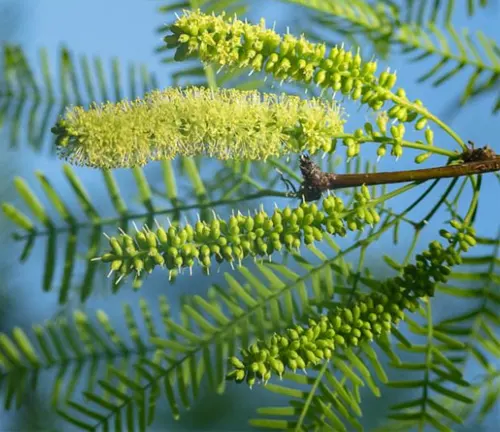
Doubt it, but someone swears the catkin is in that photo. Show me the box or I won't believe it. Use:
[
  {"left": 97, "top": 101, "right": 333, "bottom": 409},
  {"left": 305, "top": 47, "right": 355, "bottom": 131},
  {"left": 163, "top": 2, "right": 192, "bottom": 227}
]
[
  {"left": 52, "top": 87, "right": 344, "bottom": 168},
  {"left": 226, "top": 223, "right": 475, "bottom": 387}
]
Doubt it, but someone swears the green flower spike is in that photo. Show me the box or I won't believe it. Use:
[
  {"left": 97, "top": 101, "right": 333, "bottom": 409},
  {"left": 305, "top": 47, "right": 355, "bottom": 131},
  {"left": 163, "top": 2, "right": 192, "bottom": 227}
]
[
  {"left": 226, "top": 225, "right": 474, "bottom": 387},
  {"left": 95, "top": 189, "right": 380, "bottom": 285},
  {"left": 52, "top": 86, "right": 344, "bottom": 169},
  {"left": 166, "top": 10, "right": 396, "bottom": 108}
]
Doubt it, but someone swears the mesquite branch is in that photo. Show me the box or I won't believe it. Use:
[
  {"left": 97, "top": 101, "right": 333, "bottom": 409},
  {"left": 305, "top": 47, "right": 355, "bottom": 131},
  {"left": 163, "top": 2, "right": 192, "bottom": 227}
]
[{"left": 299, "top": 145, "right": 500, "bottom": 202}]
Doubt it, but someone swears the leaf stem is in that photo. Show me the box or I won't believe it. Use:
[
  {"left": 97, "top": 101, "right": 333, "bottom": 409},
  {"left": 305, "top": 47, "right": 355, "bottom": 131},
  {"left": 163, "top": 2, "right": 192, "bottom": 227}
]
[
  {"left": 335, "top": 134, "right": 458, "bottom": 158},
  {"left": 294, "top": 361, "right": 329, "bottom": 432},
  {"left": 13, "top": 189, "right": 290, "bottom": 240},
  {"left": 385, "top": 91, "right": 466, "bottom": 150}
]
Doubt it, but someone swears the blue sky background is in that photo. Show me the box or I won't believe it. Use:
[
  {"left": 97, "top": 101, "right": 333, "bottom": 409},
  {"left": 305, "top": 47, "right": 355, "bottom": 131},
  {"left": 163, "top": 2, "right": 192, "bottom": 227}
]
[{"left": 0, "top": 0, "right": 499, "bottom": 430}]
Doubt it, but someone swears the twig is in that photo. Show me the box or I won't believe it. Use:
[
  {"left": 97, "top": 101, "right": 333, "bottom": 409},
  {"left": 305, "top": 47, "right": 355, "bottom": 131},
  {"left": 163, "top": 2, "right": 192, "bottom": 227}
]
[{"left": 299, "top": 144, "right": 500, "bottom": 201}]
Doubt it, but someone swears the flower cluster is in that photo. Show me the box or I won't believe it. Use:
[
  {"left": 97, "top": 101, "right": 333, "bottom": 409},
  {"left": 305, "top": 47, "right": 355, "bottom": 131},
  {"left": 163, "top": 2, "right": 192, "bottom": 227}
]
[
  {"left": 226, "top": 230, "right": 470, "bottom": 387},
  {"left": 339, "top": 108, "right": 435, "bottom": 161},
  {"left": 167, "top": 10, "right": 383, "bottom": 107},
  {"left": 96, "top": 188, "right": 379, "bottom": 284},
  {"left": 52, "top": 87, "right": 344, "bottom": 168},
  {"left": 440, "top": 219, "right": 476, "bottom": 253},
  {"left": 166, "top": 10, "right": 429, "bottom": 129}
]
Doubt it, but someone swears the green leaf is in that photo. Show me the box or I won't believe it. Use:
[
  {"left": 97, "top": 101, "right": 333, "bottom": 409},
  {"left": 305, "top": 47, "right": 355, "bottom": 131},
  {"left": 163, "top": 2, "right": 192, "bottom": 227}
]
[
  {"left": 13, "top": 177, "right": 51, "bottom": 227},
  {"left": 1, "top": 203, "right": 34, "bottom": 231},
  {"left": 428, "top": 381, "right": 474, "bottom": 403},
  {"left": 249, "top": 419, "right": 295, "bottom": 430}
]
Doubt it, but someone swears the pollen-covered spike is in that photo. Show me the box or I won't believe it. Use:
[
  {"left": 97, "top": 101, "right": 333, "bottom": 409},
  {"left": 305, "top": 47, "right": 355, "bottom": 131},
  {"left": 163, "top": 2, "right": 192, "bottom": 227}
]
[
  {"left": 115, "top": 274, "right": 125, "bottom": 285},
  {"left": 132, "top": 221, "right": 140, "bottom": 233},
  {"left": 103, "top": 232, "right": 111, "bottom": 240},
  {"left": 107, "top": 269, "right": 114, "bottom": 278}
]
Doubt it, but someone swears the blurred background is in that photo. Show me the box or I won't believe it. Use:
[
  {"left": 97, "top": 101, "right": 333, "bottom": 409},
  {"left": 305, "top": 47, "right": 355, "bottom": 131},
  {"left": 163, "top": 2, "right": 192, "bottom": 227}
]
[{"left": 0, "top": 0, "right": 498, "bottom": 431}]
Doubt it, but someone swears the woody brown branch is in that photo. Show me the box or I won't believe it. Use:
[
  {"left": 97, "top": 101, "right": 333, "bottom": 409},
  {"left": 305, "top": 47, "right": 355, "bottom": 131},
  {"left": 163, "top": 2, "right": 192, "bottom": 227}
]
[{"left": 299, "top": 145, "right": 500, "bottom": 201}]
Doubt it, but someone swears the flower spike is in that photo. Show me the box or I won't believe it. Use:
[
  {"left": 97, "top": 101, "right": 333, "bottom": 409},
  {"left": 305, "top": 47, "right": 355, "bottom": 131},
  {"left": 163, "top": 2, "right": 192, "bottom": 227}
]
[{"left": 52, "top": 87, "right": 344, "bottom": 169}]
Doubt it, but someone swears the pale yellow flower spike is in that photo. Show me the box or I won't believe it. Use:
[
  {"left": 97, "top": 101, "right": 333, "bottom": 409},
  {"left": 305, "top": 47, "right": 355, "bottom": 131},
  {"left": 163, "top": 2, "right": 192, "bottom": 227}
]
[{"left": 52, "top": 87, "right": 344, "bottom": 169}]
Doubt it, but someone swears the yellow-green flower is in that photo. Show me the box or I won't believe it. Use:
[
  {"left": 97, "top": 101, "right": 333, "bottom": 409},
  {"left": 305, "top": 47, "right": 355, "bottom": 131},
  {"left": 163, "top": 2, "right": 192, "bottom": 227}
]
[{"left": 52, "top": 87, "right": 344, "bottom": 169}]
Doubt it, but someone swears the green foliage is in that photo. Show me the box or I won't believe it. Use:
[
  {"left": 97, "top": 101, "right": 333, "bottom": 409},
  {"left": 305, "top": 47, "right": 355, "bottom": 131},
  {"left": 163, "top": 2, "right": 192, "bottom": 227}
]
[
  {"left": 402, "top": 0, "right": 491, "bottom": 24},
  {"left": 0, "top": 1, "right": 499, "bottom": 431},
  {"left": 278, "top": 0, "right": 500, "bottom": 113},
  {"left": 0, "top": 44, "right": 159, "bottom": 152},
  {"left": 0, "top": 297, "right": 166, "bottom": 411},
  {"left": 1, "top": 240, "right": 352, "bottom": 429}
]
